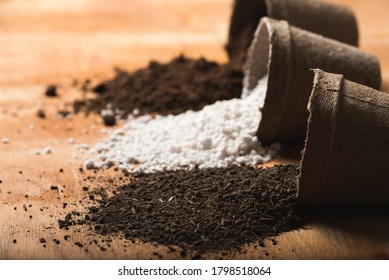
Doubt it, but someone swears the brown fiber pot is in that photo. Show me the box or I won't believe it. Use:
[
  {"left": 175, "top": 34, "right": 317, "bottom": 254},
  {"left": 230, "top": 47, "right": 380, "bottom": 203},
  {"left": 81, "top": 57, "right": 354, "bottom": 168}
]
[
  {"left": 298, "top": 69, "right": 389, "bottom": 207},
  {"left": 243, "top": 18, "right": 381, "bottom": 143},
  {"left": 227, "top": 0, "right": 358, "bottom": 67}
]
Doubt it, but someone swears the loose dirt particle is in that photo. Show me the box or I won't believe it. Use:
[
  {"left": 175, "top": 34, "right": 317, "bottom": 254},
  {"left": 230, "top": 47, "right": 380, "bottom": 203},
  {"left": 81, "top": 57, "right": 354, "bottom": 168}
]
[
  {"left": 58, "top": 213, "right": 73, "bottom": 229},
  {"left": 57, "top": 110, "right": 70, "bottom": 118},
  {"left": 98, "top": 246, "right": 107, "bottom": 251},
  {"left": 37, "top": 109, "right": 46, "bottom": 119},
  {"left": 45, "top": 85, "right": 58, "bottom": 97},
  {"left": 92, "top": 83, "right": 107, "bottom": 94},
  {"left": 101, "top": 109, "right": 116, "bottom": 126}
]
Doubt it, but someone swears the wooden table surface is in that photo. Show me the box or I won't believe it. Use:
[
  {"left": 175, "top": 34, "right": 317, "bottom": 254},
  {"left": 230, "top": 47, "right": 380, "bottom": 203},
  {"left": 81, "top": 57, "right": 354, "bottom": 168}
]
[{"left": 1, "top": 0, "right": 389, "bottom": 260}]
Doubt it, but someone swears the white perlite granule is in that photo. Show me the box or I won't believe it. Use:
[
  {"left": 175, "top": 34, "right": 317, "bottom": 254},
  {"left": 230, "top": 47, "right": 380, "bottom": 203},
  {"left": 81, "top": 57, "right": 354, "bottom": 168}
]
[{"left": 84, "top": 76, "right": 279, "bottom": 172}]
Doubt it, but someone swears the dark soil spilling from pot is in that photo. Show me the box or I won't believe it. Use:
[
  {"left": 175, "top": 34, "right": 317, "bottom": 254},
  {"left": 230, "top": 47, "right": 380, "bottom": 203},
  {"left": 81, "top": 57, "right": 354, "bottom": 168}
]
[
  {"left": 74, "top": 55, "right": 243, "bottom": 118},
  {"left": 59, "top": 165, "right": 303, "bottom": 255}
]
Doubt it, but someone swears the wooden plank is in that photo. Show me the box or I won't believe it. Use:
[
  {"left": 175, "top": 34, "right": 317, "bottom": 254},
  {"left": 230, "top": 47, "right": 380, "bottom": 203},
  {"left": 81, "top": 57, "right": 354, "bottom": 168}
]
[{"left": 0, "top": 0, "right": 389, "bottom": 259}]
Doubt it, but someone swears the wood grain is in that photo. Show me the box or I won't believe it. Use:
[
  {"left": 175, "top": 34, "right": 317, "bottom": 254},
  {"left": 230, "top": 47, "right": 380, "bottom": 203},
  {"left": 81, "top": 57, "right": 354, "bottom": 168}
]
[{"left": 0, "top": 0, "right": 389, "bottom": 259}]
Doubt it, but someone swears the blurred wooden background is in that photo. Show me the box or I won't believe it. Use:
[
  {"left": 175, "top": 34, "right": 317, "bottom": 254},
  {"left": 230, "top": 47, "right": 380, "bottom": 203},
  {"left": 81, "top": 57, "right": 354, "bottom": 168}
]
[{"left": 1, "top": 0, "right": 389, "bottom": 89}]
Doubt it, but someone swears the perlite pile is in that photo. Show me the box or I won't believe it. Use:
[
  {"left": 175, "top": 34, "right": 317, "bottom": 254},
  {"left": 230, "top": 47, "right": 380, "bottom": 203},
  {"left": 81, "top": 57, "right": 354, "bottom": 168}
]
[{"left": 83, "top": 76, "right": 280, "bottom": 173}]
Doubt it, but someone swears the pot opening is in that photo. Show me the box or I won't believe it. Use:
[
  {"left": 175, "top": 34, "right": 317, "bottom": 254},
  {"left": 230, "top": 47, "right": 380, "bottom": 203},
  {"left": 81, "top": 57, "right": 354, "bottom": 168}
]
[{"left": 243, "top": 21, "right": 271, "bottom": 98}]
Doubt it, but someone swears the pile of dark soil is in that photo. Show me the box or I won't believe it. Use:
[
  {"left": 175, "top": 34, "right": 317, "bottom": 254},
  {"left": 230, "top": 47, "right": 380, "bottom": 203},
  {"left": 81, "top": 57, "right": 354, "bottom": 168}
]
[
  {"left": 59, "top": 165, "right": 303, "bottom": 255},
  {"left": 74, "top": 55, "right": 243, "bottom": 118}
]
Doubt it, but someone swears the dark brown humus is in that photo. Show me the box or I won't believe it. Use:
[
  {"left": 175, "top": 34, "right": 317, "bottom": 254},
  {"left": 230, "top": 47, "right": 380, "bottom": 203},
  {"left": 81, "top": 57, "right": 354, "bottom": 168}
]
[
  {"left": 75, "top": 55, "right": 243, "bottom": 118},
  {"left": 60, "top": 165, "right": 302, "bottom": 254}
]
